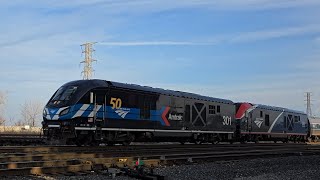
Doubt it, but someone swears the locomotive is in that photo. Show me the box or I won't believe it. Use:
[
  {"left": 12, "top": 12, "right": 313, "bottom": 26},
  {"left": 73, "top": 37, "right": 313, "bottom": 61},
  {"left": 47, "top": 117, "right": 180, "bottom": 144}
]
[
  {"left": 42, "top": 79, "right": 310, "bottom": 146},
  {"left": 235, "top": 103, "right": 308, "bottom": 143}
]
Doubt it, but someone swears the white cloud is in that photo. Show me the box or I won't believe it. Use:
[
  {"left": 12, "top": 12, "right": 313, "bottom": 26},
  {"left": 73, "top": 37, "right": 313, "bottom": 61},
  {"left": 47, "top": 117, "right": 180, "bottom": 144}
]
[
  {"left": 76, "top": 0, "right": 320, "bottom": 12},
  {"left": 1, "top": 24, "right": 318, "bottom": 52},
  {"left": 97, "top": 24, "right": 320, "bottom": 47},
  {"left": 2, "top": 0, "right": 320, "bottom": 14},
  {"left": 0, "top": 0, "right": 319, "bottom": 50},
  {"left": 230, "top": 25, "right": 320, "bottom": 43},
  {"left": 98, "top": 41, "right": 214, "bottom": 46},
  {"left": 291, "top": 52, "right": 320, "bottom": 71}
]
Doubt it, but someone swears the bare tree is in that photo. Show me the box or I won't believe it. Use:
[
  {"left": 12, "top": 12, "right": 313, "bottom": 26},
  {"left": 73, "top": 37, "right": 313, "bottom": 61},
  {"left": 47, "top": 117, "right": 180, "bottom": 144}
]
[
  {"left": 20, "top": 100, "right": 43, "bottom": 127},
  {"left": 0, "top": 91, "right": 6, "bottom": 105},
  {"left": 14, "top": 120, "right": 24, "bottom": 126},
  {"left": 0, "top": 116, "right": 5, "bottom": 126},
  {"left": 0, "top": 91, "right": 7, "bottom": 125}
]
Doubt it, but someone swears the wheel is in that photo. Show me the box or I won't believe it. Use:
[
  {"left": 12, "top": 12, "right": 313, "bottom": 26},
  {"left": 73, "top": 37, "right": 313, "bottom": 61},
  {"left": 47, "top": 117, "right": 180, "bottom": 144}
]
[
  {"left": 212, "top": 140, "right": 219, "bottom": 145},
  {"left": 107, "top": 142, "right": 115, "bottom": 146},
  {"left": 90, "top": 141, "right": 100, "bottom": 146},
  {"left": 211, "top": 135, "right": 220, "bottom": 144},
  {"left": 122, "top": 133, "right": 135, "bottom": 146},
  {"left": 75, "top": 139, "right": 83, "bottom": 147},
  {"left": 75, "top": 132, "right": 95, "bottom": 146},
  {"left": 212, "top": 135, "right": 221, "bottom": 144},
  {"left": 122, "top": 141, "right": 131, "bottom": 146},
  {"left": 240, "top": 136, "right": 247, "bottom": 144},
  {"left": 240, "top": 140, "right": 247, "bottom": 144},
  {"left": 66, "top": 138, "right": 75, "bottom": 145},
  {"left": 307, "top": 137, "right": 312, "bottom": 143},
  {"left": 254, "top": 137, "right": 260, "bottom": 144},
  {"left": 75, "top": 135, "right": 86, "bottom": 146}
]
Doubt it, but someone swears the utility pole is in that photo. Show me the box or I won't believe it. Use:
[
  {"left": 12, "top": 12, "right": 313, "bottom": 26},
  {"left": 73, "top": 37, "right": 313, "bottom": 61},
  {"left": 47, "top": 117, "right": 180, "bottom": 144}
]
[
  {"left": 305, "top": 92, "right": 313, "bottom": 117},
  {"left": 80, "top": 42, "right": 97, "bottom": 80}
]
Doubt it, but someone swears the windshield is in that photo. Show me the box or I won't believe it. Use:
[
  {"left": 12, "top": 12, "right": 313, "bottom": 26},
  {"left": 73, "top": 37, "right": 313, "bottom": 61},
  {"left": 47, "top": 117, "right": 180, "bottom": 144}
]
[{"left": 49, "top": 86, "right": 78, "bottom": 106}]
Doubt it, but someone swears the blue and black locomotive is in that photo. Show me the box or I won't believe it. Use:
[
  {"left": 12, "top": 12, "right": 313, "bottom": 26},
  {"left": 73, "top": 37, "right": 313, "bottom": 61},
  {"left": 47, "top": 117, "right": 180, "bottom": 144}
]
[{"left": 42, "top": 79, "right": 309, "bottom": 145}]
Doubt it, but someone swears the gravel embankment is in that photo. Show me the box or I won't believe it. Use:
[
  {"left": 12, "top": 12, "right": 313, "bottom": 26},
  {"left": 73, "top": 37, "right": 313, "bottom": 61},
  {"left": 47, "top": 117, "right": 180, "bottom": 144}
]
[
  {"left": 3, "top": 155, "right": 320, "bottom": 180},
  {"left": 154, "top": 155, "right": 320, "bottom": 180}
]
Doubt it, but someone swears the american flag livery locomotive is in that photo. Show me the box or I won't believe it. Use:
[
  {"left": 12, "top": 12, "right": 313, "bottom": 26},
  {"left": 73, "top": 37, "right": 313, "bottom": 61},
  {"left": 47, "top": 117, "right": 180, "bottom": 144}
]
[
  {"left": 42, "top": 79, "right": 235, "bottom": 145},
  {"left": 235, "top": 103, "right": 309, "bottom": 143}
]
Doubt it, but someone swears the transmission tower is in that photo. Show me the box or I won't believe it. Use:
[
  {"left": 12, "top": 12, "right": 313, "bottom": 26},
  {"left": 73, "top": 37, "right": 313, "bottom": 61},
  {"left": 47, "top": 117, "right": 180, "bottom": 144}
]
[
  {"left": 80, "top": 42, "right": 97, "bottom": 80},
  {"left": 305, "top": 92, "right": 313, "bottom": 117}
]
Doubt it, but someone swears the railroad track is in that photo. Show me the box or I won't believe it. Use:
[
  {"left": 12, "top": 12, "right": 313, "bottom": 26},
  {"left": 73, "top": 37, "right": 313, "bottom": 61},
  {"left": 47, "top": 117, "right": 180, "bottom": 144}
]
[
  {"left": 0, "top": 133, "right": 44, "bottom": 146},
  {"left": 0, "top": 142, "right": 309, "bottom": 153},
  {"left": 0, "top": 143, "right": 319, "bottom": 177}
]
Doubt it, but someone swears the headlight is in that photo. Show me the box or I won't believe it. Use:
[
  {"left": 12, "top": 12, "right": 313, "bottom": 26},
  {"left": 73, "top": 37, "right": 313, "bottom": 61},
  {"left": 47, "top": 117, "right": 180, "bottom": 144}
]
[
  {"left": 43, "top": 109, "right": 47, "bottom": 116},
  {"left": 59, "top": 108, "right": 70, "bottom": 116}
]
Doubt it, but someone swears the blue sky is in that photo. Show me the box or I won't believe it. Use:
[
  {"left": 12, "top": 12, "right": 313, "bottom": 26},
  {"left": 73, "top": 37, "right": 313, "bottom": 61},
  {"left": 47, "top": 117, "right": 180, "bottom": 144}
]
[{"left": 1, "top": 0, "right": 320, "bottom": 125}]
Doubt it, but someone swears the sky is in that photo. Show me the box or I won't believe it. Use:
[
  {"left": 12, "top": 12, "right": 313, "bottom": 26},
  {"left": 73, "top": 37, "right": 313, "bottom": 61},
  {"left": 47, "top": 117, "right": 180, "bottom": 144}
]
[{"left": 1, "top": 0, "right": 320, "bottom": 125}]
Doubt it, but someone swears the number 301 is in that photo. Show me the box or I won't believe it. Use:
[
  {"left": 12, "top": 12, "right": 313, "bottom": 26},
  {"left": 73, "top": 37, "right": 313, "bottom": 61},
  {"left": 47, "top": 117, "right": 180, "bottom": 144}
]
[{"left": 223, "top": 116, "right": 232, "bottom": 126}]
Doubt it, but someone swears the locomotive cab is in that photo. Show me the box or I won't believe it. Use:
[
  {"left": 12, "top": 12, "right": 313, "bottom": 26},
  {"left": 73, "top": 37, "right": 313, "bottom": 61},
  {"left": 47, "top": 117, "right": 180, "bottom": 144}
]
[{"left": 42, "top": 80, "right": 109, "bottom": 144}]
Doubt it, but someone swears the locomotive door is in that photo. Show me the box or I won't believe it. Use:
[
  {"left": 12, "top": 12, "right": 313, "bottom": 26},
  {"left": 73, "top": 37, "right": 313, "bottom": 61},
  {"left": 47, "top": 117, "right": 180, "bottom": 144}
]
[
  {"left": 246, "top": 111, "right": 253, "bottom": 132},
  {"left": 91, "top": 90, "right": 108, "bottom": 125}
]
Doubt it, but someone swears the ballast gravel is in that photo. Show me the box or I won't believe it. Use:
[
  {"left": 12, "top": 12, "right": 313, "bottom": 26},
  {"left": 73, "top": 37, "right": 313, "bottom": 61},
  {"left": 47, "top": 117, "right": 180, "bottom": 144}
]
[
  {"left": 3, "top": 155, "right": 320, "bottom": 180},
  {"left": 153, "top": 155, "right": 320, "bottom": 180}
]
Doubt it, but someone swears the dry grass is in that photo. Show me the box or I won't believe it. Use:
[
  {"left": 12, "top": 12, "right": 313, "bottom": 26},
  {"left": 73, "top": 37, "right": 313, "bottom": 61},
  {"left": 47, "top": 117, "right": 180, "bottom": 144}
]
[{"left": 0, "top": 125, "right": 42, "bottom": 134}]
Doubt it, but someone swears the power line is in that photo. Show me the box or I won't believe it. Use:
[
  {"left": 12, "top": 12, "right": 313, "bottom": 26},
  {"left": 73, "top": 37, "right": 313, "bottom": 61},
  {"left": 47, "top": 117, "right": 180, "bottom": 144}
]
[{"left": 80, "top": 42, "right": 97, "bottom": 80}]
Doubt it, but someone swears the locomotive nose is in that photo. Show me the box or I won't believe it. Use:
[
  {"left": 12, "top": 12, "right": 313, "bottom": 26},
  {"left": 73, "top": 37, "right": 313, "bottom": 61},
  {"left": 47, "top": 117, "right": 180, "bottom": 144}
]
[{"left": 43, "top": 106, "right": 70, "bottom": 120}]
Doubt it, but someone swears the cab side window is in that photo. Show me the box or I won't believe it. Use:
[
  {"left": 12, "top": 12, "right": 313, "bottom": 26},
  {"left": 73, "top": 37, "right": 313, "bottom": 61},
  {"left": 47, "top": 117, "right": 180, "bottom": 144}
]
[{"left": 78, "top": 92, "right": 90, "bottom": 104}]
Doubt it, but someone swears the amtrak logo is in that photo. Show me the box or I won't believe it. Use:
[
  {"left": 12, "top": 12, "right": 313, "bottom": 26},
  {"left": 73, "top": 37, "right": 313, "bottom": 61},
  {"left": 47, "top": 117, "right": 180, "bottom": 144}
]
[
  {"left": 115, "top": 108, "right": 130, "bottom": 118},
  {"left": 254, "top": 118, "right": 264, "bottom": 128},
  {"left": 168, "top": 114, "right": 183, "bottom": 121}
]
